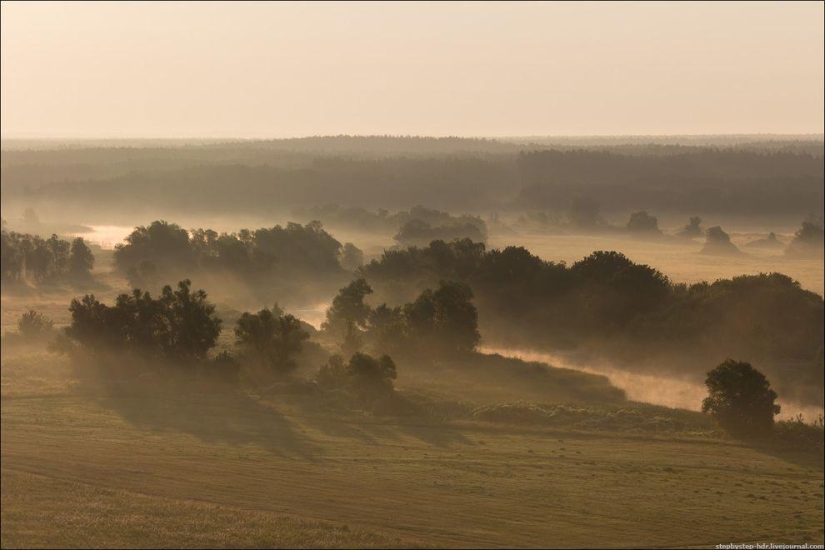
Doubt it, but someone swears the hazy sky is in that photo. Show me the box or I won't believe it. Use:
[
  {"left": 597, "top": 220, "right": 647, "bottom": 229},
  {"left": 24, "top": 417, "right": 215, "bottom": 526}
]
[{"left": 2, "top": 1, "right": 823, "bottom": 138}]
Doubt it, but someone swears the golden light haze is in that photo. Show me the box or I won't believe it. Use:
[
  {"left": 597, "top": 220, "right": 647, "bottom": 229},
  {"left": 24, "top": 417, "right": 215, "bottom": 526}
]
[{"left": 2, "top": 1, "right": 823, "bottom": 138}]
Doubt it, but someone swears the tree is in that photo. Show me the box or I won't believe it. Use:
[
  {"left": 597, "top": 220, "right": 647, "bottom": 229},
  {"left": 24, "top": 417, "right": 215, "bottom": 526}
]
[
  {"left": 68, "top": 237, "right": 95, "bottom": 277},
  {"left": 402, "top": 281, "right": 480, "bottom": 354},
  {"left": 322, "top": 278, "right": 373, "bottom": 336},
  {"left": 114, "top": 220, "right": 193, "bottom": 274},
  {"left": 568, "top": 196, "right": 603, "bottom": 229},
  {"left": 1, "top": 228, "right": 23, "bottom": 281},
  {"left": 340, "top": 242, "right": 365, "bottom": 271},
  {"left": 159, "top": 280, "right": 223, "bottom": 360},
  {"left": 679, "top": 216, "right": 702, "bottom": 238},
  {"left": 340, "top": 319, "right": 364, "bottom": 357},
  {"left": 432, "top": 280, "right": 480, "bottom": 353},
  {"left": 571, "top": 250, "right": 635, "bottom": 282},
  {"left": 626, "top": 211, "right": 660, "bottom": 233},
  {"left": 62, "top": 280, "right": 222, "bottom": 362},
  {"left": 701, "top": 226, "right": 742, "bottom": 256},
  {"left": 367, "top": 303, "right": 406, "bottom": 354},
  {"left": 234, "top": 307, "right": 309, "bottom": 373},
  {"left": 701, "top": 359, "right": 780, "bottom": 437},
  {"left": 17, "top": 310, "right": 54, "bottom": 342},
  {"left": 65, "top": 294, "right": 111, "bottom": 352},
  {"left": 785, "top": 218, "right": 824, "bottom": 257}
]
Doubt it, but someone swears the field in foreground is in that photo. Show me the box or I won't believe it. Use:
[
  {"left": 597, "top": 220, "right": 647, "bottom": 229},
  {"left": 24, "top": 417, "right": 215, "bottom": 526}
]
[{"left": 1, "top": 362, "right": 823, "bottom": 549}]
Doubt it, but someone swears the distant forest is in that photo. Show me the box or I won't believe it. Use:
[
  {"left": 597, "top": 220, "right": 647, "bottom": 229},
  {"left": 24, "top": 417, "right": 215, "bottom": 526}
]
[{"left": 1, "top": 136, "right": 822, "bottom": 222}]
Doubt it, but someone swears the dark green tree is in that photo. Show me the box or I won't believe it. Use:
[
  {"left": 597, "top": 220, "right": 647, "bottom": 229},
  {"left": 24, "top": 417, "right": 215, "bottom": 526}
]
[
  {"left": 401, "top": 281, "right": 480, "bottom": 354},
  {"left": 626, "top": 211, "right": 660, "bottom": 233},
  {"left": 68, "top": 237, "right": 95, "bottom": 277},
  {"left": 234, "top": 307, "right": 309, "bottom": 373},
  {"left": 114, "top": 220, "right": 193, "bottom": 273},
  {"left": 159, "top": 280, "right": 222, "bottom": 360},
  {"left": 322, "top": 278, "right": 373, "bottom": 336},
  {"left": 432, "top": 280, "right": 480, "bottom": 353},
  {"left": 62, "top": 280, "right": 222, "bottom": 362},
  {"left": 701, "top": 359, "right": 780, "bottom": 437}
]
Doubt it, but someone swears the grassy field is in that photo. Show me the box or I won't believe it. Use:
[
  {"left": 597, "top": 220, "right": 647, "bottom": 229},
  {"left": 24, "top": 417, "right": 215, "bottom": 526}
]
[{"left": 1, "top": 348, "right": 823, "bottom": 549}]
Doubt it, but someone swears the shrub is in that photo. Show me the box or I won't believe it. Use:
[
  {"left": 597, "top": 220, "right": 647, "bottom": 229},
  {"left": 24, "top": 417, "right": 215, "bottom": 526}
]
[{"left": 317, "top": 352, "right": 397, "bottom": 396}]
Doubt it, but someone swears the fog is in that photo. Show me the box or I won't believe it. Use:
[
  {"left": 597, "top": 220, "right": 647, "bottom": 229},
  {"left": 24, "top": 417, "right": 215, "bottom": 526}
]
[
  {"left": 2, "top": 3, "right": 824, "bottom": 547},
  {"left": 37, "top": 219, "right": 825, "bottom": 297},
  {"left": 479, "top": 346, "right": 825, "bottom": 424}
]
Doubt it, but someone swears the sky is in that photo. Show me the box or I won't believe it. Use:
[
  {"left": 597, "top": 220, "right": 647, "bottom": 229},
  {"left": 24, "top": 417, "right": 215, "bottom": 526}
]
[{"left": 1, "top": 1, "right": 823, "bottom": 138}]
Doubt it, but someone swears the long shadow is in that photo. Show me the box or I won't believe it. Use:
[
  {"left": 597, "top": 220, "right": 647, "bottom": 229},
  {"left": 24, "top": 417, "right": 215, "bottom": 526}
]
[
  {"left": 95, "top": 384, "right": 325, "bottom": 461},
  {"left": 394, "top": 421, "right": 475, "bottom": 447},
  {"left": 744, "top": 441, "right": 824, "bottom": 472},
  {"left": 282, "top": 396, "right": 475, "bottom": 449}
]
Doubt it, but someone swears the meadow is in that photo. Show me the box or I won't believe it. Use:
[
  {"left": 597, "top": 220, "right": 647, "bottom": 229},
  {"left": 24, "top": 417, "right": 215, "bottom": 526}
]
[
  {"left": 2, "top": 137, "right": 823, "bottom": 548},
  {"left": 2, "top": 336, "right": 823, "bottom": 548}
]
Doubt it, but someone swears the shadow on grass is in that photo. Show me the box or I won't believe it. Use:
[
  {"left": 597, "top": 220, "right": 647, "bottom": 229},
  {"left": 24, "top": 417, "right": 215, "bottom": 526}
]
[
  {"left": 93, "top": 384, "right": 326, "bottom": 461},
  {"left": 745, "top": 440, "right": 824, "bottom": 472},
  {"left": 280, "top": 393, "right": 476, "bottom": 449}
]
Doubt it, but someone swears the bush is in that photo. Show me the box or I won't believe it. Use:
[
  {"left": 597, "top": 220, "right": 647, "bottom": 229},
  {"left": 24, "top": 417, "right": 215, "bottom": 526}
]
[
  {"left": 317, "top": 352, "right": 397, "bottom": 397},
  {"left": 772, "top": 414, "right": 824, "bottom": 451},
  {"left": 317, "top": 354, "right": 349, "bottom": 389},
  {"left": 210, "top": 351, "right": 242, "bottom": 384}
]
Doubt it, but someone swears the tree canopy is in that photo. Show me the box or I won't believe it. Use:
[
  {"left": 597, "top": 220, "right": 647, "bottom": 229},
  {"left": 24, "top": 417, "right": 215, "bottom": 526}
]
[
  {"left": 234, "top": 306, "right": 309, "bottom": 373},
  {"left": 702, "top": 359, "right": 780, "bottom": 437},
  {"left": 63, "top": 279, "right": 222, "bottom": 361}
]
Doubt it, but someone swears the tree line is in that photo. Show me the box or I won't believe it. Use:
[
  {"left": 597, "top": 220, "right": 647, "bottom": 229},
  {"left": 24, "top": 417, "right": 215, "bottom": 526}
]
[
  {"left": 48, "top": 273, "right": 481, "bottom": 396},
  {"left": 114, "top": 220, "right": 363, "bottom": 288},
  {"left": 358, "top": 239, "right": 825, "bottom": 406},
  {"left": 4, "top": 145, "right": 821, "bottom": 217},
  {"left": 1, "top": 224, "right": 94, "bottom": 283},
  {"left": 27, "top": 275, "right": 805, "bottom": 439}
]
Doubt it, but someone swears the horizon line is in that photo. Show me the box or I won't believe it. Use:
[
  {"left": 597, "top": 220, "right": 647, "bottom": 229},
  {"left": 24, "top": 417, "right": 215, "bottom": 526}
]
[{"left": 2, "top": 132, "right": 824, "bottom": 141}]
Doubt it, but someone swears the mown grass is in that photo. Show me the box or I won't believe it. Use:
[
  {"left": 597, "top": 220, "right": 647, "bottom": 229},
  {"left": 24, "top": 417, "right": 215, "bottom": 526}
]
[
  {"left": 2, "top": 348, "right": 823, "bottom": 549},
  {"left": 2, "top": 469, "right": 414, "bottom": 549}
]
